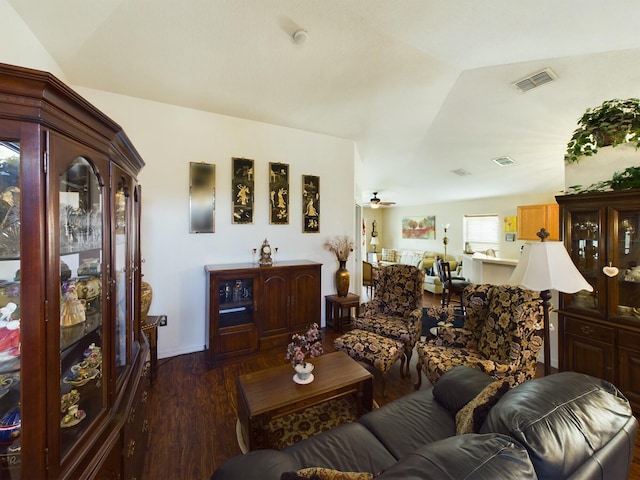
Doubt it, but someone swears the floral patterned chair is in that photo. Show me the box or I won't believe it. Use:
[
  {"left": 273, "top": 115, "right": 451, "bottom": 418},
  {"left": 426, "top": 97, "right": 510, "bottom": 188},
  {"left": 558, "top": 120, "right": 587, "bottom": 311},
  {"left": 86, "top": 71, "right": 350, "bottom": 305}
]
[
  {"left": 352, "top": 264, "right": 424, "bottom": 378},
  {"left": 414, "top": 284, "right": 544, "bottom": 389}
]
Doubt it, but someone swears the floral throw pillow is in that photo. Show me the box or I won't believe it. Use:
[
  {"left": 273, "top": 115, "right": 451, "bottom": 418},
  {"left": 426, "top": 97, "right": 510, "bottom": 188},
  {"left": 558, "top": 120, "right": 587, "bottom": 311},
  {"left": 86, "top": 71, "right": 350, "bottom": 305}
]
[
  {"left": 281, "top": 468, "right": 373, "bottom": 480},
  {"left": 455, "top": 380, "right": 510, "bottom": 435}
]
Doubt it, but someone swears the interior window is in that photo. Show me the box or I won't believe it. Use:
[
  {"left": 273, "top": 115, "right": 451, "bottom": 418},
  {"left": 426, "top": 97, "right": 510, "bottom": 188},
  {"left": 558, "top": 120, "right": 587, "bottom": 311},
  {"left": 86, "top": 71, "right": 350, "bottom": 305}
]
[{"left": 463, "top": 214, "right": 500, "bottom": 254}]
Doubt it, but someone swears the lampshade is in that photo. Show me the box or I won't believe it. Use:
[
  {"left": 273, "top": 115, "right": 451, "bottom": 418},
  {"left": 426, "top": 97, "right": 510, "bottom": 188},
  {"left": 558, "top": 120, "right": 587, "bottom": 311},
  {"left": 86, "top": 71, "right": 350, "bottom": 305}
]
[
  {"left": 508, "top": 241, "right": 593, "bottom": 293},
  {"left": 370, "top": 237, "right": 379, "bottom": 245}
]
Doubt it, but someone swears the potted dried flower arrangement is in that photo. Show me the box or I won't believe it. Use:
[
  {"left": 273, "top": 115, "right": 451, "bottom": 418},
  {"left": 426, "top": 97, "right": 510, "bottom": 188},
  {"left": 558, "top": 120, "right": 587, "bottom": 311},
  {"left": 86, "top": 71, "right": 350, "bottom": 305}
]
[{"left": 323, "top": 235, "right": 354, "bottom": 297}]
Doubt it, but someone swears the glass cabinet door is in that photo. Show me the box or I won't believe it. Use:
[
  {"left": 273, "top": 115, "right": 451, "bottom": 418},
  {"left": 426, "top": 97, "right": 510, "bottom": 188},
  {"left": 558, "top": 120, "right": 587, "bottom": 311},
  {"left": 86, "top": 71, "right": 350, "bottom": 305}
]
[
  {"left": 114, "top": 174, "right": 129, "bottom": 379},
  {"left": 0, "top": 140, "right": 21, "bottom": 477},
  {"left": 58, "top": 156, "right": 105, "bottom": 458},
  {"left": 564, "top": 208, "right": 606, "bottom": 315},
  {"left": 612, "top": 207, "right": 640, "bottom": 321}
]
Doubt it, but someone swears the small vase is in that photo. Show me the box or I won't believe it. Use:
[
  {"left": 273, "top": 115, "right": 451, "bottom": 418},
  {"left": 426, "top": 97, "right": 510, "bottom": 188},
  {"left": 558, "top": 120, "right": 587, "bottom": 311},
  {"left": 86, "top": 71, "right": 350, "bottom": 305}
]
[
  {"left": 294, "top": 362, "right": 314, "bottom": 383},
  {"left": 335, "top": 260, "right": 350, "bottom": 297},
  {"left": 140, "top": 280, "right": 153, "bottom": 325}
]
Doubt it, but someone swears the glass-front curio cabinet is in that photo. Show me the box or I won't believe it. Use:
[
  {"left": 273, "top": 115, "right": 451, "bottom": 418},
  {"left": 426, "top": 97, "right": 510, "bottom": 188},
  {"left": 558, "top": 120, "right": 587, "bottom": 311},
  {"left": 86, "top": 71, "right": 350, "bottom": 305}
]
[
  {"left": 557, "top": 190, "right": 640, "bottom": 415},
  {"left": 0, "top": 63, "right": 149, "bottom": 479}
]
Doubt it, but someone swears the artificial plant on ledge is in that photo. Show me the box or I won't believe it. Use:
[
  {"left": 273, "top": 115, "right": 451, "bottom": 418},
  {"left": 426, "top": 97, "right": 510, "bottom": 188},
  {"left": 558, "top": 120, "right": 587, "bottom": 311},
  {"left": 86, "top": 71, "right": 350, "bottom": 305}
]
[{"left": 565, "top": 98, "right": 640, "bottom": 164}]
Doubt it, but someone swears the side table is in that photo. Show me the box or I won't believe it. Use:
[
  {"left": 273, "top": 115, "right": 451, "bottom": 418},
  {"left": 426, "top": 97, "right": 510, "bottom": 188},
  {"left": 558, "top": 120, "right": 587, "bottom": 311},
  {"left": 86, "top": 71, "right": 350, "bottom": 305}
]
[
  {"left": 142, "top": 314, "right": 164, "bottom": 385},
  {"left": 325, "top": 293, "right": 360, "bottom": 333}
]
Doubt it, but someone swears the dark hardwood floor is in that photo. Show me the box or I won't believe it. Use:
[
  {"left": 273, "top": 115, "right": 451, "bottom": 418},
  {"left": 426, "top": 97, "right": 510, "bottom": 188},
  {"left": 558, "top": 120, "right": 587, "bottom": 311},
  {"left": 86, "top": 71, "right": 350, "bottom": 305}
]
[{"left": 142, "top": 292, "right": 640, "bottom": 480}]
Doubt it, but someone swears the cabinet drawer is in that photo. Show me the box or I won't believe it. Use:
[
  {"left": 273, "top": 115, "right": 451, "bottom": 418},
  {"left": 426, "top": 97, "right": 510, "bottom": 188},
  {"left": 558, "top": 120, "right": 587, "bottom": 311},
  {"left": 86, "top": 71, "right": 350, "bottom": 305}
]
[
  {"left": 565, "top": 318, "right": 614, "bottom": 343},
  {"left": 218, "top": 328, "right": 258, "bottom": 355},
  {"left": 619, "top": 329, "right": 640, "bottom": 351},
  {"left": 259, "top": 333, "right": 289, "bottom": 351}
]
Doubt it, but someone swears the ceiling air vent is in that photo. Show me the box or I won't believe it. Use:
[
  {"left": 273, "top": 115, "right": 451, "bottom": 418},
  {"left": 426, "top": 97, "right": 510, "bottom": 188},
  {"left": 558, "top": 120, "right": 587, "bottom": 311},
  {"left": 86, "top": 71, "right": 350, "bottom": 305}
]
[
  {"left": 492, "top": 156, "right": 515, "bottom": 167},
  {"left": 452, "top": 168, "right": 471, "bottom": 176},
  {"left": 513, "top": 68, "right": 557, "bottom": 93}
]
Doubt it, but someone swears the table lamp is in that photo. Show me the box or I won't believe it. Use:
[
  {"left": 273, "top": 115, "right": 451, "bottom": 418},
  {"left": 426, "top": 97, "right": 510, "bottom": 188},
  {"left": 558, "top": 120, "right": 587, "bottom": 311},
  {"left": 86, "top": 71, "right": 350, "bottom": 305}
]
[
  {"left": 370, "top": 236, "right": 379, "bottom": 253},
  {"left": 508, "top": 229, "right": 593, "bottom": 375}
]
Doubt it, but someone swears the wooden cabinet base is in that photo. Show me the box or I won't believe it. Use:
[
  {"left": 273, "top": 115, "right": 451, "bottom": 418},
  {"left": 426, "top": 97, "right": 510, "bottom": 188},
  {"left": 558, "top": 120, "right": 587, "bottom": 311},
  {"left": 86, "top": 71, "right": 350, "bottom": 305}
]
[{"left": 205, "top": 260, "right": 321, "bottom": 365}]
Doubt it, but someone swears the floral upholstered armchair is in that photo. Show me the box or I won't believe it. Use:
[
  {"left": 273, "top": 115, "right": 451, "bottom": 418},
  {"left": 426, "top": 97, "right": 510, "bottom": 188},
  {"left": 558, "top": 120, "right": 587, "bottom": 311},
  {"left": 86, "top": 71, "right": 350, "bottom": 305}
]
[
  {"left": 353, "top": 264, "right": 424, "bottom": 378},
  {"left": 414, "top": 284, "right": 544, "bottom": 389}
]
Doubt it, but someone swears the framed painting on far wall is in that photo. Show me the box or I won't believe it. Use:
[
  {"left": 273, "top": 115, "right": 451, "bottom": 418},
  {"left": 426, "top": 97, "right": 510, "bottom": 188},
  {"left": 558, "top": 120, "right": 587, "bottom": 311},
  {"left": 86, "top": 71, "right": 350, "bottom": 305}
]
[
  {"left": 269, "top": 162, "right": 289, "bottom": 224},
  {"left": 232, "top": 157, "right": 254, "bottom": 224},
  {"left": 302, "top": 174, "right": 320, "bottom": 233},
  {"left": 401, "top": 216, "right": 436, "bottom": 239}
]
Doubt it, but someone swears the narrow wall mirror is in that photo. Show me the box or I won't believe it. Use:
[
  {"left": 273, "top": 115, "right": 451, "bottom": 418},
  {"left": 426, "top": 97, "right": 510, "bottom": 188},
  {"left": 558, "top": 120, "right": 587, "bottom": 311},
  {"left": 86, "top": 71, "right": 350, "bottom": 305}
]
[{"left": 190, "top": 162, "right": 215, "bottom": 233}]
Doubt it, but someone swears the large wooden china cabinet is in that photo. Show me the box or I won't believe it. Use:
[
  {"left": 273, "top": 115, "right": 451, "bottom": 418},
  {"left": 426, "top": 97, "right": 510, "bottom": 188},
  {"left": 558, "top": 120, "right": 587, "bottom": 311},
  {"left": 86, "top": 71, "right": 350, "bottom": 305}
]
[
  {"left": 556, "top": 190, "right": 640, "bottom": 415},
  {"left": 0, "top": 63, "right": 149, "bottom": 478}
]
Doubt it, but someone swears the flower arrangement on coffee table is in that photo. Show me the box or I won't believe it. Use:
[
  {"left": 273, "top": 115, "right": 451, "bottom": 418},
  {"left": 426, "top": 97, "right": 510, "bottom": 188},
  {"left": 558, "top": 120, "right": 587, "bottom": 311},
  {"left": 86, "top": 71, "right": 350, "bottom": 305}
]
[{"left": 285, "top": 323, "right": 323, "bottom": 367}]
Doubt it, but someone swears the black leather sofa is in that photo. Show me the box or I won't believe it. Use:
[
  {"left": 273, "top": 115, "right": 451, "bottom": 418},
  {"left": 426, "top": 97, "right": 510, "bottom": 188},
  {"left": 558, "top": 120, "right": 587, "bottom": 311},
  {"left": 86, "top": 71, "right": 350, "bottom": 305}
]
[{"left": 212, "top": 366, "right": 638, "bottom": 479}]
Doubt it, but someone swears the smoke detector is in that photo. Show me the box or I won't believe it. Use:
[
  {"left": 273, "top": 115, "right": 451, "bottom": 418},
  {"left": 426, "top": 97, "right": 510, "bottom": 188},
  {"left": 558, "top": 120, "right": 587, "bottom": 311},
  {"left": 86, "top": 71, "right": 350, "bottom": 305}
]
[
  {"left": 513, "top": 68, "right": 557, "bottom": 93},
  {"left": 292, "top": 30, "right": 309, "bottom": 45}
]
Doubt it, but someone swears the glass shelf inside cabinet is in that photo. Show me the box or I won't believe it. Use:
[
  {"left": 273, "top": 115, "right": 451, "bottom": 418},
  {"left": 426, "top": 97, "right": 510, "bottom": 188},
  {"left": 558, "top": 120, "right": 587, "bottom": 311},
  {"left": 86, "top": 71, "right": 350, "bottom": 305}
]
[
  {"left": 218, "top": 278, "right": 254, "bottom": 328},
  {"left": 568, "top": 211, "right": 600, "bottom": 310},
  {"left": 59, "top": 157, "right": 104, "bottom": 458},
  {"left": 617, "top": 213, "right": 640, "bottom": 321},
  {"left": 0, "top": 141, "right": 21, "bottom": 476}
]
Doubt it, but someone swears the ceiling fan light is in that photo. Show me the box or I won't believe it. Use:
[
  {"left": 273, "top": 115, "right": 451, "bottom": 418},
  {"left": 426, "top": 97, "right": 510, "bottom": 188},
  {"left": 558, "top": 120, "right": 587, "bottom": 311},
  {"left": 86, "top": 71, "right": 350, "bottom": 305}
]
[{"left": 370, "top": 200, "right": 380, "bottom": 209}]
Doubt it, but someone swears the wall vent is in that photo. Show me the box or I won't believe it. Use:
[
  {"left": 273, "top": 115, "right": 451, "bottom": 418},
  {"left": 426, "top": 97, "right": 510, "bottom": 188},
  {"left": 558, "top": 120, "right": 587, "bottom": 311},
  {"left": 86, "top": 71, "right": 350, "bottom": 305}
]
[
  {"left": 492, "top": 156, "right": 515, "bottom": 167},
  {"left": 513, "top": 68, "right": 557, "bottom": 93}
]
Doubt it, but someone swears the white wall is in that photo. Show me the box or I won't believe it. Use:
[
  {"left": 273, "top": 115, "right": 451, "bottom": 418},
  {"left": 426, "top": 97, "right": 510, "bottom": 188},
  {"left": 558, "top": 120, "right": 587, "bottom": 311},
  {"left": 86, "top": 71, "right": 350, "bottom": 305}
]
[
  {"left": 75, "top": 88, "right": 356, "bottom": 358},
  {"left": 0, "top": 0, "right": 66, "bottom": 79}
]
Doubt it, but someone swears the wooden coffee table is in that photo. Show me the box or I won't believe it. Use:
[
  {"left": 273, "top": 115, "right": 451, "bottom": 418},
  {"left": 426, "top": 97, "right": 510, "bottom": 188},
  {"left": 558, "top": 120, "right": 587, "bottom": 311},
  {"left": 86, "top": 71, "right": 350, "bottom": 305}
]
[{"left": 236, "top": 351, "right": 373, "bottom": 451}]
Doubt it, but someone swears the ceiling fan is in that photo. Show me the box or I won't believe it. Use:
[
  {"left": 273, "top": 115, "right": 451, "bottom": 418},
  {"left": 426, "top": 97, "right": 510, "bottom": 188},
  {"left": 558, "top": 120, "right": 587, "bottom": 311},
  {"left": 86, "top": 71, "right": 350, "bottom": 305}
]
[{"left": 369, "top": 192, "right": 396, "bottom": 209}]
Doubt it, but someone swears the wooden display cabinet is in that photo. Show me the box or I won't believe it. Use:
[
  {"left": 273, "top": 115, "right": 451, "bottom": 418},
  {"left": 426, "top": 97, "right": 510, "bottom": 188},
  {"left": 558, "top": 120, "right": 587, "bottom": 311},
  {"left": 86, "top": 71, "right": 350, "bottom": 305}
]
[
  {"left": 205, "top": 260, "right": 321, "bottom": 365},
  {"left": 517, "top": 203, "right": 559, "bottom": 240},
  {"left": 557, "top": 190, "right": 640, "bottom": 415},
  {"left": 0, "top": 63, "right": 148, "bottom": 479}
]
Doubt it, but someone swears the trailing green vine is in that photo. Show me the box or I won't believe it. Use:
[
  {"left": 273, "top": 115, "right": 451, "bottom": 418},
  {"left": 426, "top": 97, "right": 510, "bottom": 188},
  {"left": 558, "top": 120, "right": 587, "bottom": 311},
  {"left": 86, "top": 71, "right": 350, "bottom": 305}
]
[{"left": 565, "top": 98, "right": 640, "bottom": 164}]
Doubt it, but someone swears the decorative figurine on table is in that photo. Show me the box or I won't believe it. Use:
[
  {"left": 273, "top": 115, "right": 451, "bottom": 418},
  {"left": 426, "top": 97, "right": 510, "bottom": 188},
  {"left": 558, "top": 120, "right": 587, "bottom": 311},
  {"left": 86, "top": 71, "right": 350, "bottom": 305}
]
[{"left": 258, "top": 238, "right": 273, "bottom": 266}]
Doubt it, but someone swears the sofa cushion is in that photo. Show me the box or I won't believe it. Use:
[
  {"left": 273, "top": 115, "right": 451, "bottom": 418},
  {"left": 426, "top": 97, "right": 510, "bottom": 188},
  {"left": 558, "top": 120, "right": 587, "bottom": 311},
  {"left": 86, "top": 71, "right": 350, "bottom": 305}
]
[
  {"left": 211, "top": 449, "right": 301, "bottom": 480},
  {"left": 358, "top": 386, "right": 454, "bottom": 460},
  {"left": 381, "top": 249, "right": 396, "bottom": 262},
  {"left": 455, "top": 380, "right": 510, "bottom": 435},
  {"left": 432, "top": 365, "right": 494, "bottom": 414},
  {"left": 397, "top": 250, "right": 422, "bottom": 267},
  {"left": 283, "top": 422, "right": 396, "bottom": 474},
  {"left": 480, "top": 372, "right": 635, "bottom": 479},
  {"left": 375, "top": 433, "right": 537, "bottom": 479}
]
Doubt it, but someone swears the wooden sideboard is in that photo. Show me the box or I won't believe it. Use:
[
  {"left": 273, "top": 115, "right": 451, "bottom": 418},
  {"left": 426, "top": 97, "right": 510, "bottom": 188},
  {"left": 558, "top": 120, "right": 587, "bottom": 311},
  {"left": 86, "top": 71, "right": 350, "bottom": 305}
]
[{"left": 204, "top": 260, "right": 322, "bottom": 365}]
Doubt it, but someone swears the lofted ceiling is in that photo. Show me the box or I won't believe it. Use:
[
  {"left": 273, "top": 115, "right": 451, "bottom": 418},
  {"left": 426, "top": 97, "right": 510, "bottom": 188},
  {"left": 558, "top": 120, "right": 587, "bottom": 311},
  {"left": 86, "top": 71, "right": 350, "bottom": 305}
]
[{"left": 9, "top": 0, "right": 640, "bottom": 206}]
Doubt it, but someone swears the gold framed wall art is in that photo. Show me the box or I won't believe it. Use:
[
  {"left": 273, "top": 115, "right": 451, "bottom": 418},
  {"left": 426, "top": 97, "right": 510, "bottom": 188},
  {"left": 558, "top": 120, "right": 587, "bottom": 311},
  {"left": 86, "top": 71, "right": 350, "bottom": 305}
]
[
  {"left": 269, "top": 162, "right": 289, "bottom": 224},
  {"left": 302, "top": 174, "right": 319, "bottom": 233},
  {"left": 232, "top": 157, "right": 254, "bottom": 224}
]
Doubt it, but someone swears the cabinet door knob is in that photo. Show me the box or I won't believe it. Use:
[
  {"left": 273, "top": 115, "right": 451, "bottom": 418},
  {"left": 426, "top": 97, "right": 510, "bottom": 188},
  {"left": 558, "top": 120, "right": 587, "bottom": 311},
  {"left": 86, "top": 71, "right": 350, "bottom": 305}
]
[{"left": 581, "top": 325, "right": 594, "bottom": 335}]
